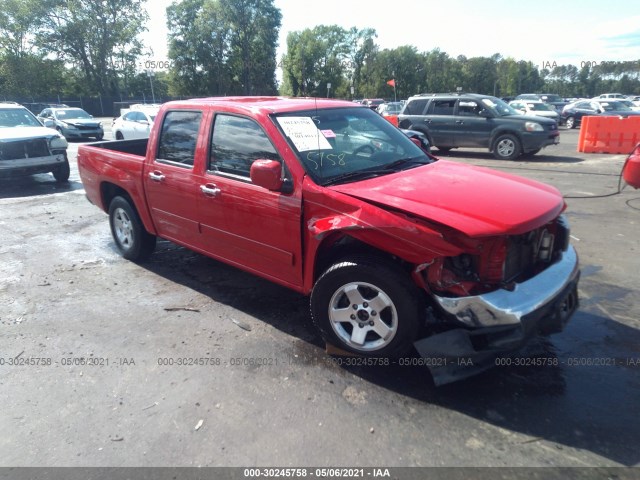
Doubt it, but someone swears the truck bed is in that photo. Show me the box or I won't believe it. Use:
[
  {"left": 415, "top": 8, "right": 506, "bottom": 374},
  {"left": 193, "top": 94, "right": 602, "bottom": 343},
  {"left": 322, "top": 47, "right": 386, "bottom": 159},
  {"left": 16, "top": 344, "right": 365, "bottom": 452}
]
[
  {"left": 77, "top": 138, "right": 150, "bottom": 214},
  {"left": 85, "top": 138, "right": 149, "bottom": 157}
]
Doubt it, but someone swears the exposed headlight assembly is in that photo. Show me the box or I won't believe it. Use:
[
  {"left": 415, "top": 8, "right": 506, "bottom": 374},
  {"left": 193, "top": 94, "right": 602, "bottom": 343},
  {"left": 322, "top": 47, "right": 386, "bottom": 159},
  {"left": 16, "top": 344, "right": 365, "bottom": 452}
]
[{"left": 49, "top": 136, "right": 68, "bottom": 149}]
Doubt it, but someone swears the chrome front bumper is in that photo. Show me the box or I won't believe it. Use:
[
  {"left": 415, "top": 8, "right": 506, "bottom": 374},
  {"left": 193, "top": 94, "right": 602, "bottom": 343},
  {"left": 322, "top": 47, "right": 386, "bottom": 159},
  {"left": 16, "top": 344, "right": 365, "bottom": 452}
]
[{"left": 432, "top": 245, "right": 579, "bottom": 328}]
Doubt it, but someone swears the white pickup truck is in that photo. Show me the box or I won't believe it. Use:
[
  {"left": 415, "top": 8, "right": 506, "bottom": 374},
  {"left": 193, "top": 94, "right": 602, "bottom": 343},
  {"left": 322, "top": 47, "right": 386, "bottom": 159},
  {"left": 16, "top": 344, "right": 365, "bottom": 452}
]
[{"left": 0, "top": 102, "right": 69, "bottom": 182}]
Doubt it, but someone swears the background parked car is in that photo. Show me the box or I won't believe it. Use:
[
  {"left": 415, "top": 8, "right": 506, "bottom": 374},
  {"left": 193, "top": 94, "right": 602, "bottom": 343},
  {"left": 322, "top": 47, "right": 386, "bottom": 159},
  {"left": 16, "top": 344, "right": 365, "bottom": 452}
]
[
  {"left": 112, "top": 104, "right": 160, "bottom": 140},
  {"left": 515, "top": 93, "right": 567, "bottom": 112},
  {"left": 38, "top": 107, "right": 104, "bottom": 140},
  {"left": 561, "top": 99, "right": 640, "bottom": 128},
  {"left": 615, "top": 99, "right": 640, "bottom": 111},
  {"left": 376, "top": 102, "right": 403, "bottom": 116},
  {"left": 509, "top": 100, "right": 560, "bottom": 121},
  {"left": 361, "top": 98, "right": 385, "bottom": 110},
  {"left": 398, "top": 93, "right": 559, "bottom": 160},
  {"left": 596, "top": 93, "right": 627, "bottom": 100},
  {"left": 0, "top": 102, "right": 69, "bottom": 182}
]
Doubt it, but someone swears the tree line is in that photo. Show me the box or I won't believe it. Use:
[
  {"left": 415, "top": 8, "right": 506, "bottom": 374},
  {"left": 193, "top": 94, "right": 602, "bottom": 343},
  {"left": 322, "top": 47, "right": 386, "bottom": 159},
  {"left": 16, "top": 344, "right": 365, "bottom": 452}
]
[{"left": 1, "top": 0, "right": 639, "bottom": 103}]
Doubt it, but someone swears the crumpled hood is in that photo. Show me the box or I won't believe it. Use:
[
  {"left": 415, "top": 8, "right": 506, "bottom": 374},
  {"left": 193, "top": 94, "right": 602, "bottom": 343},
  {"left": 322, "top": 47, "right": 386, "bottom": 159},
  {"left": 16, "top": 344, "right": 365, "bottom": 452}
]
[
  {"left": 328, "top": 160, "right": 564, "bottom": 237},
  {"left": 0, "top": 126, "right": 58, "bottom": 141},
  {"left": 60, "top": 118, "right": 101, "bottom": 127}
]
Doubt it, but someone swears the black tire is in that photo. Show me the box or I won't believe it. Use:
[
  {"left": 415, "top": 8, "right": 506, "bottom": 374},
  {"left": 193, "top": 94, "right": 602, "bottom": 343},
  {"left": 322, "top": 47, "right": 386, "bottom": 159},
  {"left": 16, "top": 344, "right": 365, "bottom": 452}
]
[
  {"left": 52, "top": 157, "right": 70, "bottom": 182},
  {"left": 492, "top": 133, "right": 521, "bottom": 160},
  {"left": 96, "top": 133, "right": 104, "bottom": 140},
  {"left": 565, "top": 116, "right": 576, "bottom": 129},
  {"left": 436, "top": 146, "right": 451, "bottom": 152},
  {"left": 115, "top": 131, "right": 124, "bottom": 140},
  {"left": 310, "top": 256, "right": 423, "bottom": 357},
  {"left": 522, "top": 148, "right": 541, "bottom": 158},
  {"left": 108, "top": 196, "right": 156, "bottom": 261}
]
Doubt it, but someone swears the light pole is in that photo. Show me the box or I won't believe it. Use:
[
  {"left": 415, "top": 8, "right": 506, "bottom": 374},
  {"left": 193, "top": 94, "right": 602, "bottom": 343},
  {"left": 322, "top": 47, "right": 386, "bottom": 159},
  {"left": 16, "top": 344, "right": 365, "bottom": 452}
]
[{"left": 147, "top": 70, "right": 156, "bottom": 104}]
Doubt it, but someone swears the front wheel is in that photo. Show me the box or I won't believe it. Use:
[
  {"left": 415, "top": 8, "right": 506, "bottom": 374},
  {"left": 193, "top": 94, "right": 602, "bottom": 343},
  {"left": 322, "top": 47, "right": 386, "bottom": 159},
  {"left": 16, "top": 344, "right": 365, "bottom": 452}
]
[
  {"left": 108, "top": 196, "right": 156, "bottom": 261},
  {"left": 565, "top": 116, "right": 576, "bottom": 129},
  {"left": 493, "top": 134, "right": 521, "bottom": 160},
  {"left": 52, "top": 157, "right": 70, "bottom": 182},
  {"left": 310, "top": 256, "right": 422, "bottom": 357}
]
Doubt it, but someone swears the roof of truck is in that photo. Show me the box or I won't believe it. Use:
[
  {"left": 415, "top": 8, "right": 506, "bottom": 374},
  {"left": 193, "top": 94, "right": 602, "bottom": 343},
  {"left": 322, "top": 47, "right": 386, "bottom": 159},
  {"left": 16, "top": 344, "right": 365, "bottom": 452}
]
[{"left": 163, "top": 96, "right": 361, "bottom": 114}]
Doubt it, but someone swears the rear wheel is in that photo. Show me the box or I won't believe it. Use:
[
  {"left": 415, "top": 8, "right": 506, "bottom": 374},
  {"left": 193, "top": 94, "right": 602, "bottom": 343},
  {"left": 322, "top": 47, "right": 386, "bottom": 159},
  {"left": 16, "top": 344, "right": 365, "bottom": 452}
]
[
  {"left": 115, "top": 131, "right": 124, "bottom": 140},
  {"left": 108, "top": 196, "right": 156, "bottom": 261},
  {"left": 493, "top": 134, "right": 521, "bottom": 160},
  {"left": 310, "top": 256, "right": 422, "bottom": 357}
]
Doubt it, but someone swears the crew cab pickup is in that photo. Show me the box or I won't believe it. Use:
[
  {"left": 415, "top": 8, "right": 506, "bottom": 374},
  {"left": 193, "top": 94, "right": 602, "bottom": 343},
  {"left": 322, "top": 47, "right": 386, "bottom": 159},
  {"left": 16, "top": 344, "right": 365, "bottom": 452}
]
[{"left": 78, "top": 97, "right": 580, "bottom": 384}]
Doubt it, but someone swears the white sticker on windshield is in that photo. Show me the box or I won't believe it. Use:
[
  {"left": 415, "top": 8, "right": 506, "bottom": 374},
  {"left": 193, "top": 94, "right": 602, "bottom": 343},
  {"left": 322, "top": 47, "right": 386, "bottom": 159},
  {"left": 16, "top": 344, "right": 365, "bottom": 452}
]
[{"left": 276, "top": 116, "right": 332, "bottom": 151}]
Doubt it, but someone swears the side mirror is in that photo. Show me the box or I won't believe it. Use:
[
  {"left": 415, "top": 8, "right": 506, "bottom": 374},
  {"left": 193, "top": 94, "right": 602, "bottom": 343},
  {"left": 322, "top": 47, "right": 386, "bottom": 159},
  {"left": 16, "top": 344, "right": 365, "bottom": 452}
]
[
  {"left": 43, "top": 119, "right": 55, "bottom": 128},
  {"left": 250, "top": 159, "right": 283, "bottom": 191}
]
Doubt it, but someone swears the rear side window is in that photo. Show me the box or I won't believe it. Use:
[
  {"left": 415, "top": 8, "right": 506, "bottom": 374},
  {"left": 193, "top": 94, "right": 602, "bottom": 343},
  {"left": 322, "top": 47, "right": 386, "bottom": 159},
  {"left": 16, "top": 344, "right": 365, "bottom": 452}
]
[
  {"left": 457, "top": 100, "right": 482, "bottom": 116},
  {"left": 404, "top": 99, "right": 428, "bottom": 115},
  {"left": 209, "top": 114, "right": 280, "bottom": 179},
  {"left": 428, "top": 99, "right": 456, "bottom": 115},
  {"left": 156, "top": 110, "right": 202, "bottom": 167}
]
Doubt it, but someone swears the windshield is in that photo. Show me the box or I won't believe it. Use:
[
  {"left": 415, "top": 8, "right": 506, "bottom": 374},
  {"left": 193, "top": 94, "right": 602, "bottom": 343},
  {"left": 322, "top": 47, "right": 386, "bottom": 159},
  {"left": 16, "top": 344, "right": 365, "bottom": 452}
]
[
  {"left": 541, "top": 94, "right": 562, "bottom": 102},
  {"left": 274, "top": 106, "right": 431, "bottom": 186},
  {"left": 56, "top": 109, "right": 92, "bottom": 119},
  {"left": 528, "top": 103, "right": 554, "bottom": 111},
  {"left": 599, "top": 101, "right": 631, "bottom": 112},
  {"left": 0, "top": 108, "right": 44, "bottom": 128},
  {"left": 482, "top": 97, "right": 520, "bottom": 116}
]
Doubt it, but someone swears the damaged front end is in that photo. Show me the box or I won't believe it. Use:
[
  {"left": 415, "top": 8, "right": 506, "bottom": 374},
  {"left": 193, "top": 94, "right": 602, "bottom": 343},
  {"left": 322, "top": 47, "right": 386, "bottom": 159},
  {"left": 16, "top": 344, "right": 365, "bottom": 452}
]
[{"left": 415, "top": 215, "right": 580, "bottom": 385}]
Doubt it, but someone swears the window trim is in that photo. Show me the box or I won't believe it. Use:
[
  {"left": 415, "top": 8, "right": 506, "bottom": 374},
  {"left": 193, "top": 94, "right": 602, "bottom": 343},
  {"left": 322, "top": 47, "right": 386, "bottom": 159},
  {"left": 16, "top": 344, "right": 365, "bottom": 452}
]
[
  {"left": 154, "top": 109, "right": 203, "bottom": 170},
  {"left": 207, "top": 112, "right": 283, "bottom": 183}
]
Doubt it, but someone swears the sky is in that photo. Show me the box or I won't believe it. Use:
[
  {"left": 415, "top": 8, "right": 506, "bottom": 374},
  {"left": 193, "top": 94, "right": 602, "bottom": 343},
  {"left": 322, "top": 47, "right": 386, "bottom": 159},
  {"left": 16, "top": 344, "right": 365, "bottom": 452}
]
[{"left": 142, "top": 0, "right": 640, "bottom": 72}]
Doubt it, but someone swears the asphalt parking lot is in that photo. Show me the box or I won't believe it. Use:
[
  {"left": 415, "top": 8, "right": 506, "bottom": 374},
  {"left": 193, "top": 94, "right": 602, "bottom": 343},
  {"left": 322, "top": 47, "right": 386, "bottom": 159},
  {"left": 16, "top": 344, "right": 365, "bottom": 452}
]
[{"left": 1, "top": 125, "right": 639, "bottom": 471}]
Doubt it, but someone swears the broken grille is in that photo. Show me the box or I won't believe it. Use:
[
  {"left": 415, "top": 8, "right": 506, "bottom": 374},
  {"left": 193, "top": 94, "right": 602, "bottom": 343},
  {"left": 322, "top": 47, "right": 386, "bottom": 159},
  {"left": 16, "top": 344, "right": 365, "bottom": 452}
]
[{"left": 0, "top": 139, "right": 50, "bottom": 160}]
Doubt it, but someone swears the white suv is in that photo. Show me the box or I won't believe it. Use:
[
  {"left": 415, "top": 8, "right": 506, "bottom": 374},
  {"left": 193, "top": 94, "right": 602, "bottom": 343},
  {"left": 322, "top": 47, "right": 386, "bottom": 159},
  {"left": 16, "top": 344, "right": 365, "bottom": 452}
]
[{"left": 0, "top": 103, "right": 70, "bottom": 182}]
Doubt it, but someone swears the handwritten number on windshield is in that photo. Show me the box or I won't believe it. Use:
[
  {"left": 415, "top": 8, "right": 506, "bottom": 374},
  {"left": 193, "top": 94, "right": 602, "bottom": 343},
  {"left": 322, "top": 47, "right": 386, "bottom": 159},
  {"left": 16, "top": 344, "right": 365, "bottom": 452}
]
[{"left": 306, "top": 152, "right": 346, "bottom": 170}]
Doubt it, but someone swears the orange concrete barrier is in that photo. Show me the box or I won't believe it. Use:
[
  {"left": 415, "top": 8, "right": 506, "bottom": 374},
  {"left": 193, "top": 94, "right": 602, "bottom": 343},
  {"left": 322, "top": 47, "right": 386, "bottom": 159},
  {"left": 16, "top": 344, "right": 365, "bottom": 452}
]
[
  {"left": 623, "top": 143, "right": 640, "bottom": 189},
  {"left": 384, "top": 114, "right": 399, "bottom": 127},
  {"left": 578, "top": 116, "right": 640, "bottom": 154}
]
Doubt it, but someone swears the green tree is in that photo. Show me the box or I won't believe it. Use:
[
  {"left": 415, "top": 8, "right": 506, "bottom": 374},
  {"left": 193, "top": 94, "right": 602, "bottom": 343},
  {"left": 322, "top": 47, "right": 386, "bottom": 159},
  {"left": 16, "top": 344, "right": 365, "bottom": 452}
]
[
  {"left": 37, "top": 0, "right": 149, "bottom": 96},
  {"left": 0, "top": 0, "right": 50, "bottom": 56},
  {"left": 167, "top": 0, "right": 281, "bottom": 96},
  {"left": 281, "top": 25, "right": 379, "bottom": 98},
  {"left": 221, "top": 0, "right": 281, "bottom": 95}
]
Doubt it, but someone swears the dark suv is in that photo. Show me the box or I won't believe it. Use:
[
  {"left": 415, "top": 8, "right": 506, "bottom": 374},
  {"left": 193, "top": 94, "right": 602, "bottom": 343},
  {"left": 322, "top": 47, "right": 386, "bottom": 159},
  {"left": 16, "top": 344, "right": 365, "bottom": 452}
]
[{"left": 398, "top": 93, "right": 560, "bottom": 160}]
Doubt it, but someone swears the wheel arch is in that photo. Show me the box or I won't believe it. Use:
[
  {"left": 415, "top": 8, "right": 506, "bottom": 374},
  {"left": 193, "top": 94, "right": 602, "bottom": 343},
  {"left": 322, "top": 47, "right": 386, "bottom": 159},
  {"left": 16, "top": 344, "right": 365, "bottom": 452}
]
[
  {"left": 100, "top": 182, "right": 157, "bottom": 235},
  {"left": 490, "top": 128, "right": 523, "bottom": 153}
]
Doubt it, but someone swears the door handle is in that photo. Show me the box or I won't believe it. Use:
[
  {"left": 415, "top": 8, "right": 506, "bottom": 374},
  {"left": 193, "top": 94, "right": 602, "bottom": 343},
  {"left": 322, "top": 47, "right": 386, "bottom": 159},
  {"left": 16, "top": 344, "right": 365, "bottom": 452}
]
[
  {"left": 148, "top": 171, "right": 165, "bottom": 182},
  {"left": 455, "top": 120, "right": 464, "bottom": 124},
  {"left": 424, "top": 119, "right": 432, "bottom": 124},
  {"left": 200, "top": 184, "right": 221, "bottom": 197}
]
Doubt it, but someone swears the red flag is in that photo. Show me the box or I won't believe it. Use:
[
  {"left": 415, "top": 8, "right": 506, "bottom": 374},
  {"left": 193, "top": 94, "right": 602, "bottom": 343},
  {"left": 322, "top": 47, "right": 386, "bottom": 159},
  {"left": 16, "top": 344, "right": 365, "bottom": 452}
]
[{"left": 386, "top": 79, "right": 395, "bottom": 87}]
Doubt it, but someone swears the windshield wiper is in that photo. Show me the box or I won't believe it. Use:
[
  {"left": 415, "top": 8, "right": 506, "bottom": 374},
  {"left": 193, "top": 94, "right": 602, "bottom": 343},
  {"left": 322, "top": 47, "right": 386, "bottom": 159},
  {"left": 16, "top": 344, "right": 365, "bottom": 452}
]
[
  {"left": 322, "top": 169, "right": 395, "bottom": 186},
  {"left": 382, "top": 157, "right": 432, "bottom": 171}
]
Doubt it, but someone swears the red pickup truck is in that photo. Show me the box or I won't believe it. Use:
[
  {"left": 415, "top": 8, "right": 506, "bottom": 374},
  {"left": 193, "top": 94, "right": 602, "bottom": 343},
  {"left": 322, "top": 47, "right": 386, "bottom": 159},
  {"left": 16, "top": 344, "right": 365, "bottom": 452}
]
[{"left": 78, "top": 97, "right": 580, "bottom": 384}]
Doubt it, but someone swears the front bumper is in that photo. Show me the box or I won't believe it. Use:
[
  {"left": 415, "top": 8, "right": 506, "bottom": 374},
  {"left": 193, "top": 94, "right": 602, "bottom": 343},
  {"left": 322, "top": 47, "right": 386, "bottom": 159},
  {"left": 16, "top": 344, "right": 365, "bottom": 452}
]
[
  {"left": 61, "top": 127, "right": 103, "bottom": 139},
  {"left": 415, "top": 246, "right": 580, "bottom": 385},
  {"left": 433, "top": 245, "right": 579, "bottom": 328},
  {"left": 521, "top": 130, "right": 560, "bottom": 151},
  {"left": 0, "top": 154, "right": 66, "bottom": 178}
]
